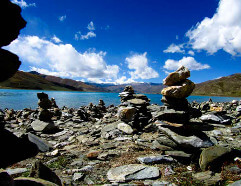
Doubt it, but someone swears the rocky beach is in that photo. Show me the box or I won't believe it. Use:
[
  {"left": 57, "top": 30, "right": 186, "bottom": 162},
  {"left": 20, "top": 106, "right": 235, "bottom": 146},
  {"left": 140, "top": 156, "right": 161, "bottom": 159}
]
[{"left": 0, "top": 67, "right": 241, "bottom": 185}]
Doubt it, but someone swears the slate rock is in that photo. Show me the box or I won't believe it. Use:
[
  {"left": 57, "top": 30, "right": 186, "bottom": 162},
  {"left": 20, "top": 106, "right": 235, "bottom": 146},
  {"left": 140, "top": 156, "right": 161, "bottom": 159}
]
[
  {"left": 158, "top": 126, "right": 213, "bottom": 148},
  {"left": 163, "top": 66, "right": 190, "bottom": 86},
  {"left": 165, "top": 151, "right": 192, "bottom": 158},
  {"left": 228, "top": 180, "right": 241, "bottom": 186},
  {"left": 31, "top": 120, "right": 56, "bottom": 133},
  {"left": 30, "top": 160, "right": 62, "bottom": 186},
  {"left": 117, "top": 122, "right": 133, "bottom": 134},
  {"left": 161, "top": 79, "right": 195, "bottom": 98},
  {"left": 155, "top": 109, "right": 189, "bottom": 123},
  {"left": 137, "top": 155, "right": 174, "bottom": 164},
  {"left": 107, "top": 164, "right": 160, "bottom": 182},
  {"left": 73, "top": 173, "right": 84, "bottom": 181},
  {"left": 6, "top": 168, "right": 28, "bottom": 176},
  {"left": 199, "top": 146, "right": 232, "bottom": 171}
]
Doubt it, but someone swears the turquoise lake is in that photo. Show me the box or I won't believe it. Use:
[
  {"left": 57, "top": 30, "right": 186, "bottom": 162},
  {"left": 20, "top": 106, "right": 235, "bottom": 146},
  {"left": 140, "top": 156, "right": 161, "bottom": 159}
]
[{"left": 0, "top": 89, "right": 240, "bottom": 110}]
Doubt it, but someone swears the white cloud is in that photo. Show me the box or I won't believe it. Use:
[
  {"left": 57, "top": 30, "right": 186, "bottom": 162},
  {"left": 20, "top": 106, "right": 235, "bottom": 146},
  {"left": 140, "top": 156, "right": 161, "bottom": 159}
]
[
  {"left": 125, "top": 52, "right": 159, "bottom": 79},
  {"left": 188, "top": 50, "right": 195, "bottom": 56},
  {"left": 59, "top": 15, "right": 66, "bottom": 22},
  {"left": 11, "top": 0, "right": 36, "bottom": 8},
  {"left": 5, "top": 35, "right": 119, "bottom": 80},
  {"left": 186, "top": 0, "right": 241, "bottom": 56},
  {"left": 75, "top": 22, "right": 96, "bottom": 40},
  {"left": 163, "top": 56, "right": 210, "bottom": 71},
  {"left": 87, "top": 21, "right": 95, "bottom": 31},
  {"left": 51, "top": 35, "right": 62, "bottom": 43},
  {"left": 163, "top": 44, "right": 185, "bottom": 54},
  {"left": 80, "top": 31, "right": 96, "bottom": 40}
]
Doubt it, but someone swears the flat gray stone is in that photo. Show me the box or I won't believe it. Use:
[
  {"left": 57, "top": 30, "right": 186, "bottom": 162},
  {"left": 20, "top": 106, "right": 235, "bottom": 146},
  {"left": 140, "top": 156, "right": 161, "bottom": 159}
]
[
  {"left": 158, "top": 126, "right": 213, "bottom": 148},
  {"left": 6, "top": 168, "right": 28, "bottom": 175},
  {"left": 107, "top": 164, "right": 160, "bottom": 182},
  {"left": 137, "top": 155, "right": 175, "bottom": 164},
  {"left": 165, "top": 151, "right": 192, "bottom": 158},
  {"left": 31, "top": 119, "right": 56, "bottom": 133},
  {"left": 228, "top": 180, "right": 241, "bottom": 186},
  {"left": 73, "top": 173, "right": 84, "bottom": 181},
  {"left": 28, "top": 133, "right": 52, "bottom": 152}
]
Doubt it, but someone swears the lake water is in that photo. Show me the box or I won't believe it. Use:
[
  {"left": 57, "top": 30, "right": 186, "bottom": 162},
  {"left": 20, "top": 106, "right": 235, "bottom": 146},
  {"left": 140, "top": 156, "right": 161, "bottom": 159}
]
[{"left": 0, "top": 89, "right": 240, "bottom": 110}]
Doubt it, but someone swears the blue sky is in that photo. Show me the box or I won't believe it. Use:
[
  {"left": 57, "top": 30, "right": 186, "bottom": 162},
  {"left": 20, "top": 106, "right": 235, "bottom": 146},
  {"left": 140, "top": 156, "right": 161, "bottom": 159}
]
[{"left": 5, "top": 0, "right": 241, "bottom": 84}]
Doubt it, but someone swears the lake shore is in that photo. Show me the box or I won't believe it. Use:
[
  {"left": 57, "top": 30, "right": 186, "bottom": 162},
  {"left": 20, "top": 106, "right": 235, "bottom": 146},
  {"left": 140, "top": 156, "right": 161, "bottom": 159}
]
[{"left": 1, "top": 90, "right": 241, "bottom": 185}]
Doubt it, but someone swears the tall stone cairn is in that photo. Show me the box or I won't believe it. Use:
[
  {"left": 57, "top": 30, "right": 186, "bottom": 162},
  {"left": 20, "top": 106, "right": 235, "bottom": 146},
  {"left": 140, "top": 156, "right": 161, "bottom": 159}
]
[
  {"left": 37, "top": 92, "right": 53, "bottom": 122},
  {"left": 161, "top": 66, "right": 195, "bottom": 111}
]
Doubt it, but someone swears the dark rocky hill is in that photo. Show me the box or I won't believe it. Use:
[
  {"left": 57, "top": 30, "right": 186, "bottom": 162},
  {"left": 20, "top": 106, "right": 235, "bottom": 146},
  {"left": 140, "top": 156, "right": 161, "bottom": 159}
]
[{"left": 193, "top": 73, "right": 241, "bottom": 97}]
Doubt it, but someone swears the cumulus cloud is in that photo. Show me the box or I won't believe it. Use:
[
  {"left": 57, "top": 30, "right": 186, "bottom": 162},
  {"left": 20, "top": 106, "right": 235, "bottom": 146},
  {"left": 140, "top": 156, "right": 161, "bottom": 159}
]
[
  {"left": 125, "top": 52, "right": 159, "bottom": 80},
  {"left": 11, "top": 0, "right": 36, "bottom": 8},
  {"left": 5, "top": 35, "right": 119, "bottom": 80},
  {"left": 186, "top": 0, "right": 241, "bottom": 56},
  {"left": 188, "top": 50, "right": 195, "bottom": 56},
  {"left": 163, "top": 44, "right": 185, "bottom": 54},
  {"left": 163, "top": 56, "right": 210, "bottom": 71},
  {"left": 51, "top": 35, "right": 62, "bottom": 43},
  {"left": 87, "top": 21, "right": 95, "bottom": 31},
  {"left": 59, "top": 15, "right": 66, "bottom": 22}
]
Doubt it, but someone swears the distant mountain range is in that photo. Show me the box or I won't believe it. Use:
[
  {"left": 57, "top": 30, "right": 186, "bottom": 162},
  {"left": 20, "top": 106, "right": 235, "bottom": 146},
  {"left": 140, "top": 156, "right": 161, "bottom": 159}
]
[{"left": 0, "top": 71, "right": 241, "bottom": 97}]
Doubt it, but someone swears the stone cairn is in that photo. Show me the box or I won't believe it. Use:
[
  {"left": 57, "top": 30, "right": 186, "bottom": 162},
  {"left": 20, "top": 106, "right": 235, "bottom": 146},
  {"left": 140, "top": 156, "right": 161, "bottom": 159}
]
[
  {"left": 158, "top": 66, "right": 197, "bottom": 123},
  {"left": 37, "top": 92, "right": 53, "bottom": 122},
  {"left": 118, "top": 85, "right": 151, "bottom": 130}
]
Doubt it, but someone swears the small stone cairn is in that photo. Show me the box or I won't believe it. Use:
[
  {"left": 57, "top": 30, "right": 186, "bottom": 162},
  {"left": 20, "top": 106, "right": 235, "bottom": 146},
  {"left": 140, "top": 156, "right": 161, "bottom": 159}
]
[
  {"left": 158, "top": 66, "right": 198, "bottom": 123},
  {"left": 118, "top": 85, "right": 151, "bottom": 130},
  {"left": 37, "top": 92, "right": 53, "bottom": 122}
]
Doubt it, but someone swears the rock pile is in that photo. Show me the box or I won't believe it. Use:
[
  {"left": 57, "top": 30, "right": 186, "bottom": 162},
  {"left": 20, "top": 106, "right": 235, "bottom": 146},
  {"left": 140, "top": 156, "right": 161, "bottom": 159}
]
[
  {"left": 37, "top": 92, "right": 53, "bottom": 122},
  {"left": 157, "top": 66, "right": 200, "bottom": 123},
  {"left": 118, "top": 85, "right": 151, "bottom": 130}
]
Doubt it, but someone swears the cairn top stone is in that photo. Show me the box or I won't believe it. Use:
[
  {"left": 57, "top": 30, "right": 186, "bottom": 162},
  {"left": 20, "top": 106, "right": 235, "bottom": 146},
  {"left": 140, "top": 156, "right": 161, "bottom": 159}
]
[
  {"left": 123, "top": 85, "right": 134, "bottom": 94},
  {"left": 163, "top": 66, "right": 190, "bottom": 86}
]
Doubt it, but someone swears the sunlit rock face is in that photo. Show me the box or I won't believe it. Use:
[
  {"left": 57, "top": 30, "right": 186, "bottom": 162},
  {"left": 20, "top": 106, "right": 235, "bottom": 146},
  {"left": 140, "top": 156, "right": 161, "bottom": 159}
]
[{"left": 0, "top": 0, "right": 26, "bottom": 82}]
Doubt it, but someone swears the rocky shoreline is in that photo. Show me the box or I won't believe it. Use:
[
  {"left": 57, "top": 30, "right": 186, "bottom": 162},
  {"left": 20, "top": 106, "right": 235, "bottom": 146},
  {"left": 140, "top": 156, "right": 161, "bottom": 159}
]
[{"left": 0, "top": 67, "right": 240, "bottom": 185}]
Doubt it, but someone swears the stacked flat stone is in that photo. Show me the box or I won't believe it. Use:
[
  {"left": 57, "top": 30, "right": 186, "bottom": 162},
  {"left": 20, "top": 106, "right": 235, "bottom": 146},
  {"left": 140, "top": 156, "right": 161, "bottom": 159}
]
[
  {"left": 161, "top": 66, "right": 195, "bottom": 111},
  {"left": 119, "top": 85, "right": 135, "bottom": 103},
  {"left": 118, "top": 86, "right": 151, "bottom": 130},
  {"left": 37, "top": 92, "right": 53, "bottom": 122}
]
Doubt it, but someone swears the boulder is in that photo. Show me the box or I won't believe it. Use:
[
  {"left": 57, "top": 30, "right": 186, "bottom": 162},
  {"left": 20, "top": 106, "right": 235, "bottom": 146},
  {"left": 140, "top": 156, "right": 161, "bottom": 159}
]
[
  {"left": 0, "top": 49, "right": 21, "bottom": 82},
  {"left": 117, "top": 107, "right": 136, "bottom": 122},
  {"left": 107, "top": 164, "right": 160, "bottom": 182},
  {"left": 31, "top": 120, "right": 56, "bottom": 133},
  {"left": 0, "top": 0, "right": 26, "bottom": 47},
  {"left": 161, "top": 79, "right": 195, "bottom": 98},
  {"left": 163, "top": 66, "right": 190, "bottom": 86},
  {"left": 199, "top": 146, "right": 232, "bottom": 171}
]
